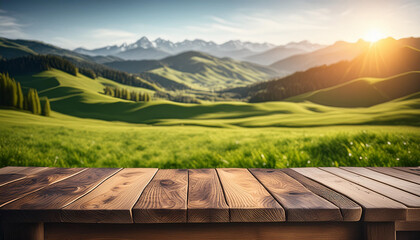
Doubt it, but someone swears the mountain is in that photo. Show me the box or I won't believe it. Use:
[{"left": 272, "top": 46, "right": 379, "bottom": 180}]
[
  {"left": 0, "top": 37, "right": 122, "bottom": 64},
  {"left": 74, "top": 37, "right": 276, "bottom": 61},
  {"left": 245, "top": 41, "right": 326, "bottom": 65},
  {"left": 105, "top": 51, "right": 279, "bottom": 90},
  {"left": 226, "top": 38, "right": 420, "bottom": 103},
  {"left": 270, "top": 39, "right": 370, "bottom": 74},
  {"left": 287, "top": 71, "right": 420, "bottom": 107}
]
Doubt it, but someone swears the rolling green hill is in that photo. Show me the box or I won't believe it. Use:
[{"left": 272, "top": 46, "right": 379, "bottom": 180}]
[
  {"left": 8, "top": 69, "right": 420, "bottom": 127},
  {"left": 105, "top": 51, "right": 279, "bottom": 90},
  {"left": 287, "top": 71, "right": 420, "bottom": 107}
]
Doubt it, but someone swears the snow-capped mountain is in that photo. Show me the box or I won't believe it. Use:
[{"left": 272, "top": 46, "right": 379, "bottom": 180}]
[{"left": 74, "top": 37, "right": 276, "bottom": 61}]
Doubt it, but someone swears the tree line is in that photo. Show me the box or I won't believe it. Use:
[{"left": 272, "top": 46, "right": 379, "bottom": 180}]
[
  {"left": 0, "top": 55, "right": 77, "bottom": 76},
  {"left": 0, "top": 73, "right": 51, "bottom": 116},
  {"left": 103, "top": 86, "right": 151, "bottom": 102}
]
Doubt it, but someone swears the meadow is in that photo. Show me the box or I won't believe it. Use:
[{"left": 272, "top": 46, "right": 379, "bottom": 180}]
[{"left": 1, "top": 109, "right": 418, "bottom": 169}]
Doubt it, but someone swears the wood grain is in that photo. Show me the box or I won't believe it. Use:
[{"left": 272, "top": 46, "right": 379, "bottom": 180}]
[
  {"left": 0, "top": 168, "right": 120, "bottom": 222},
  {"left": 342, "top": 167, "right": 420, "bottom": 196},
  {"left": 188, "top": 169, "right": 229, "bottom": 223},
  {"left": 216, "top": 168, "right": 285, "bottom": 222},
  {"left": 62, "top": 168, "right": 157, "bottom": 223},
  {"left": 292, "top": 167, "right": 407, "bottom": 221},
  {"left": 282, "top": 168, "right": 362, "bottom": 221},
  {"left": 0, "top": 168, "right": 85, "bottom": 207},
  {"left": 0, "top": 167, "right": 48, "bottom": 187},
  {"left": 394, "top": 167, "right": 420, "bottom": 176},
  {"left": 321, "top": 167, "right": 420, "bottom": 208},
  {"left": 368, "top": 167, "right": 420, "bottom": 184},
  {"left": 45, "top": 222, "right": 363, "bottom": 240},
  {"left": 250, "top": 168, "right": 342, "bottom": 221},
  {"left": 132, "top": 169, "right": 188, "bottom": 223},
  {"left": 364, "top": 222, "right": 396, "bottom": 240}
]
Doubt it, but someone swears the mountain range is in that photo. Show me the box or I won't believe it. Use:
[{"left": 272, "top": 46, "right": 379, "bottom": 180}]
[{"left": 74, "top": 37, "right": 324, "bottom": 64}]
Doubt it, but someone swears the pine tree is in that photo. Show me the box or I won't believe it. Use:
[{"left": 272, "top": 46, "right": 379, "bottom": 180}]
[
  {"left": 34, "top": 89, "right": 41, "bottom": 115},
  {"left": 42, "top": 98, "right": 51, "bottom": 117},
  {"left": 16, "top": 82, "right": 24, "bottom": 109}
]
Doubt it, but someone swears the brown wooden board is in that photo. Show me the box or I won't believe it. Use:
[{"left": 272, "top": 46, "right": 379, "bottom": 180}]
[
  {"left": 187, "top": 169, "right": 229, "bottom": 223},
  {"left": 282, "top": 168, "right": 362, "bottom": 221},
  {"left": 321, "top": 167, "right": 420, "bottom": 208},
  {"left": 62, "top": 168, "right": 157, "bottom": 223},
  {"left": 45, "top": 222, "right": 363, "bottom": 240},
  {"left": 0, "top": 167, "right": 48, "bottom": 187},
  {"left": 250, "top": 168, "right": 342, "bottom": 222},
  {"left": 132, "top": 169, "right": 188, "bottom": 223},
  {"left": 216, "top": 168, "right": 285, "bottom": 222},
  {"left": 394, "top": 167, "right": 420, "bottom": 176},
  {"left": 342, "top": 167, "right": 420, "bottom": 196},
  {"left": 292, "top": 167, "right": 407, "bottom": 221},
  {"left": 0, "top": 168, "right": 85, "bottom": 207},
  {"left": 368, "top": 167, "right": 420, "bottom": 184},
  {"left": 0, "top": 168, "right": 120, "bottom": 222}
]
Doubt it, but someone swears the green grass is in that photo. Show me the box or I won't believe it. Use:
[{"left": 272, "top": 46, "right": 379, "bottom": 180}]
[
  {"left": 1, "top": 109, "right": 419, "bottom": 168},
  {"left": 11, "top": 69, "right": 420, "bottom": 127}
]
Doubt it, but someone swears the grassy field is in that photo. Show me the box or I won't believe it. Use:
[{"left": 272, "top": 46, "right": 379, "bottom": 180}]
[
  {"left": 1, "top": 109, "right": 419, "bottom": 168},
  {"left": 1, "top": 69, "right": 418, "bottom": 169}
]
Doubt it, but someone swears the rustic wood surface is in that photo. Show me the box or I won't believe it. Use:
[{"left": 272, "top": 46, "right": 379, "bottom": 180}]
[
  {"left": 342, "top": 167, "right": 420, "bottom": 196},
  {"left": 187, "top": 169, "right": 229, "bottom": 223},
  {"left": 61, "top": 168, "right": 157, "bottom": 223},
  {"left": 394, "top": 167, "right": 420, "bottom": 176},
  {"left": 249, "top": 168, "right": 342, "bottom": 221},
  {"left": 0, "top": 168, "right": 120, "bottom": 222},
  {"left": 132, "top": 169, "right": 188, "bottom": 223},
  {"left": 292, "top": 167, "right": 408, "bottom": 221},
  {"left": 217, "top": 168, "right": 285, "bottom": 222},
  {"left": 0, "top": 166, "right": 419, "bottom": 226},
  {"left": 368, "top": 167, "right": 420, "bottom": 184},
  {"left": 0, "top": 168, "right": 85, "bottom": 207}
]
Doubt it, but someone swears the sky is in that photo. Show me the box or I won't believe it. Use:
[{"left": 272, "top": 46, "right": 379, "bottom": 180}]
[{"left": 0, "top": 0, "right": 419, "bottom": 50}]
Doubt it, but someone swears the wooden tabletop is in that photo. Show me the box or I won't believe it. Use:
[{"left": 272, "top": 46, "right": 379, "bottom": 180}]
[{"left": 0, "top": 166, "right": 419, "bottom": 224}]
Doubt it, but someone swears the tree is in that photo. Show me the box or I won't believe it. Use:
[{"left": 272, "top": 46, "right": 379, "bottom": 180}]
[
  {"left": 42, "top": 98, "right": 51, "bottom": 117},
  {"left": 16, "top": 82, "right": 24, "bottom": 109}
]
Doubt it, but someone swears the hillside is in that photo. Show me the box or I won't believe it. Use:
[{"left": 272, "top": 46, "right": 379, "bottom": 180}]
[
  {"left": 106, "top": 51, "right": 279, "bottom": 90},
  {"left": 227, "top": 38, "right": 420, "bottom": 102},
  {"left": 270, "top": 39, "right": 370, "bottom": 74},
  {"left": 287, "top": 71, "right": 420, "bottom": 107},
  {"left": 0, "top": 38, "right": 120, "bottom": 64},
  {"left": 245, "top": 41, "right": 325, "bottom": 65},
  {"left": 6, "top": 68, "right": 419, "bottom": 127}
]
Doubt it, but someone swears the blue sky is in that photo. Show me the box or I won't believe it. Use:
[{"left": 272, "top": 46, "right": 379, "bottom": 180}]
[{"left": 1, "top": 0, "right": 419, "bottom": 49}]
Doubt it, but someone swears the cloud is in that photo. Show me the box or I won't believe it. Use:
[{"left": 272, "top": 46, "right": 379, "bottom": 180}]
[{"left": 0, "top": 10, "right": 26, "bottom": 38}]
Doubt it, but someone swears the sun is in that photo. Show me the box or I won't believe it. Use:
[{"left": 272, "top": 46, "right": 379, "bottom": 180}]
[{"left": 363, "top": 29, "right": 385, "bottom": 43}]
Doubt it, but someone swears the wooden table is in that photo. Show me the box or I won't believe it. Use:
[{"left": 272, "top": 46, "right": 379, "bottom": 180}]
[{"left": 0, "top": 166, "right": 419, "bottom": 240}]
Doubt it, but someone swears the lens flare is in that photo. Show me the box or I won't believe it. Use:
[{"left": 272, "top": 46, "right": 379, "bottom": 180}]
[{"left": 363, "top": 29, "right": 385, "bottom": 43}]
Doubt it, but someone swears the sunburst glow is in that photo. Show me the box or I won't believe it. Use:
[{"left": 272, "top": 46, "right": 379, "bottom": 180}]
[{"left": 363, "top": 29, "right": 385, "bottom": 43}]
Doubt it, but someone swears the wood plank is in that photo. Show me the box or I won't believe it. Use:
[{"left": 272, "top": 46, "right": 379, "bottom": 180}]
[
  {"left": 394, "top": 167, "right": 420, "bottom": 176},
  {"left": 0, "top": 168, "right": 120, "bottom": 222},
  {"left": 395, "top": 221, "right": 420, "bottom": 231},
  {"left": 321, "top": 167, "right": 420, "bottom": 208},
  {"left": 342, "top": 167, "right": 420, "bottom": 196},
  {"left": 132, "top": 169, "right": 188, "bottom": 223},
  {"left": 188, "top": 169, "right": 229, "bottom": 223},
  {"left": 61, "top": 168, "right": 157, "bottom": 223},
  {"left": 0, "top": 167, "right": 48, "bottom": 187},
  {"left": 368, "top": 167, "right": 420, "bottom": 184},
  {"left": 216, "top": 168, "right": 285, "bottom": 222},
  {"left": 365, "top": 222, "right": 396, "bottom": 240},
  {"left": 282, "top": 168, "right": 362, "bottom": 221},
  {"left": 250, "top": 168, "right": 342, "bottom": 221},
  {"left": 45, "top": 222, "right": 363, "bottom": 240},
  {"left": 0, "top": 168, "right": 85, "bottom": 207},
  {"left": 292, "top": 167, "right": 407, "bottom": 221}
]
